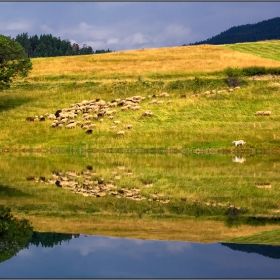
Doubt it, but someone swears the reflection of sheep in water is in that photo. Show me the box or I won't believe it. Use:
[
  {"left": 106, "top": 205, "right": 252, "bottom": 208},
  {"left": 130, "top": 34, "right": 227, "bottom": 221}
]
[
  {"left": 232, "top": 156, "right": 246, "bottom": 163},
  {"left": 232, "top": 140, "right": 246, "bottom": 147}
]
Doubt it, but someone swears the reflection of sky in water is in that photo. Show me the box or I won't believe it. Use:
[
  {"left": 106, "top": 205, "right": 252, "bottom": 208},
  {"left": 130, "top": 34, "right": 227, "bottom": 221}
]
[{"left": 1, "top": 235, "right": 280, "bottom": 278}]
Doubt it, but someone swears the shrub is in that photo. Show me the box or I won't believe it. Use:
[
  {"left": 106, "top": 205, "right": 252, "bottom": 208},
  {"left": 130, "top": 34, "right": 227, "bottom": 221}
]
[
  {"left": 242, "top": 66, "right": 267, "bottom": 76},
  {"left": 224, "top": 67, "right": 243, "bottom": 87}
]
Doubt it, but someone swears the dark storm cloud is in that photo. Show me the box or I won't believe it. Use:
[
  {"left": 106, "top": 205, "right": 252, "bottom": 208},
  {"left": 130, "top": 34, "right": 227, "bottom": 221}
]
[{"left": 0, "top": 2, "right": 280, "bottom": 51}]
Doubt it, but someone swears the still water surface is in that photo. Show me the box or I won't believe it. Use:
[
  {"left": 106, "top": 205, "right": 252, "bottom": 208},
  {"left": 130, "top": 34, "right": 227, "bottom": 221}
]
[{"left": 0, "top": 233, "right": 280, "bottom": 278}]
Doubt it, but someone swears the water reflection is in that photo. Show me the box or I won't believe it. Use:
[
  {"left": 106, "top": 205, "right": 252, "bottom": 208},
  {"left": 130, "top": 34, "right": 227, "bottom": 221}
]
[
  {"left": 0, "top": 152, "right": 280, "bottom": 242},
  {"left": 0, "top": 232, "right": 280, "bottom": 278},
  {"left": 0, "top": 206, "right": 33, "bottom": 264}
]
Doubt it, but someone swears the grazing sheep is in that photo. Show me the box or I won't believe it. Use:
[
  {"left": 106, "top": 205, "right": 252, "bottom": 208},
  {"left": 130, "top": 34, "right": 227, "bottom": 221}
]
[
  {"left": 85, "top": 129, "right": 93, "bottom": 134},
  {"left": 142, "top": 110, "right": 153, "bottom": 117},
  {"left": 55, "top": 110, "right": 62, "bottom": 118},
  {"left": 123, "top": 125, "right": 133, "bottom": 130},
  {"left": 117, "top": 131, "right": 125, "bottom": 136},
  {"left": 114, "top": 120, "right": 121, "bottom": 125},
  {"left": 82, "top": 125, "right": 89, "bottom": 130},
  {"left": 26, "top": 117, "right": 34, "bottom": 121},
  {"left": 232, "top": 140, "right": 246, "bottom": 147},
  {"left": 255, "top": 110, "right": 271, "bottom": 116},
  {"left": 110, "top": 126, "right": 118, "bottom": 130},
  {"left": 131, "top": 105, "right": 141, "bottom": 110},
  {"left": 88, "top": 124, "right": 96, "bottom": 129},
  {"left": 263, "top": 110, "right": 271, "bottom": 116},
  {"left": 159, "top": 92, "right": 170, "bottom": 98},
  {"left": 83, "top": 120, "right": 92, "bottom": 126},
  {"left": 65, "top": 122, "right": 77, "bottom": 129}
]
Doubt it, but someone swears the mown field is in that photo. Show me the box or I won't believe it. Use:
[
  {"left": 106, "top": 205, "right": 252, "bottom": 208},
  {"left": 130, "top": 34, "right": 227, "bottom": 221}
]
[
  {"left": 222, "top": 40, "right": 280, "bottom": 61},
  {"left": 1, "top": 41, "right": 280, "bottom": 244}
]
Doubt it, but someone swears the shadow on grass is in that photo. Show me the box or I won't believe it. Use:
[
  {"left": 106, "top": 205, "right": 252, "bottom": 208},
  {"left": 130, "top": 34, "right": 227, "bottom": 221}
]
[
  {"left": 0, "top": 184, "right": 30, "bottom": 198},
  {"left": 0, "top": 96, "right": 33, "bottom": 113}
]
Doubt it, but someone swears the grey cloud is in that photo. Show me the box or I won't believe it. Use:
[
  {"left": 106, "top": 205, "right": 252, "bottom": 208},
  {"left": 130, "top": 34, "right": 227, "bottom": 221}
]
[{"left": 0, "top": 2, "right": 280, "bottom": 50}]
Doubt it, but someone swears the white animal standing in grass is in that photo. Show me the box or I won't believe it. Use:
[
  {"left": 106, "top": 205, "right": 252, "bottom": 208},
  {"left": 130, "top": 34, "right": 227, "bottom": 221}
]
[
  {"left": 232, "top": 140, "right": 246, "bottom": 147},
  {"left": 116, "top": 131, "right": 125, "bottom": 136}
]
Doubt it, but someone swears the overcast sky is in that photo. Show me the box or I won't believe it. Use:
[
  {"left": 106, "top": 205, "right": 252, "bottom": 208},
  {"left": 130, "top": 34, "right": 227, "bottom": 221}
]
[{"left": 0, "top": 2, "right": 280, "bottom": 51}]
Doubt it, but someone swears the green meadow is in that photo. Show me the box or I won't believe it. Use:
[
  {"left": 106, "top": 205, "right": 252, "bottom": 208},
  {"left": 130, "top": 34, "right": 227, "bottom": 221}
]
[{"left": 1, "top": 42, "right": 280, "bottom": 244}]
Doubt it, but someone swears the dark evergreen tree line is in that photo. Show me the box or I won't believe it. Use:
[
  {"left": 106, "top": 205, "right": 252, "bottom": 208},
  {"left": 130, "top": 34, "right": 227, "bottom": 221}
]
[
  {"left": 13, "top": 33, "right": 112, "bottom": 58},
  {"left": 188, "top": 17, "right": 280, "bottom": 45}
]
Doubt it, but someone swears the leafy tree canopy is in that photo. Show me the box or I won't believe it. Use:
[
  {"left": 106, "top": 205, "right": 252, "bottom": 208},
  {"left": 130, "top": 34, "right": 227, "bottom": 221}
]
[{"left": 0, "top": 34, "right": 32, "bottom": 89}]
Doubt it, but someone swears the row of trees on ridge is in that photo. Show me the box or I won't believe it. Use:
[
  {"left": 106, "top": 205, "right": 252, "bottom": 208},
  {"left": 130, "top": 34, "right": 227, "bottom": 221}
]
[{"left": 14, "top": 33, "right": 112, "bottom": 58}]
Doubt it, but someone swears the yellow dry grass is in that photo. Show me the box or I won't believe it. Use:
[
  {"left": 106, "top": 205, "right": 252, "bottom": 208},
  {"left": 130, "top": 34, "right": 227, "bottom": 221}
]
[
  {"left": 29, "top": 44, "right": 280, "bottom": 81},
  {"left": 20, "top": 214, "right": 280, "bottom": 243}
]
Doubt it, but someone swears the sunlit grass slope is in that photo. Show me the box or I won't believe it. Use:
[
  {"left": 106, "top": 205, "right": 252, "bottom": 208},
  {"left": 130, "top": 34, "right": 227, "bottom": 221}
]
[
  {"left": 29, "top": 44, "right": 280, "bottom": 82},
  {"left": 0, "top": 43, "right": 280, "bottom": 151},
  {"left": 221, "top": 40, "right": 280, "bottom": 62}
]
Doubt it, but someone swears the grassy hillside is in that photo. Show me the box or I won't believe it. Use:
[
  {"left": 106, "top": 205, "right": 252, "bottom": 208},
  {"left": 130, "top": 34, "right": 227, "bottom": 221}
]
[
  {"left": 221, "top": 40, "right": 280, "bottom": 61},
  {"left": 0, "top": 43, "right": 280, "bottom": 151}
]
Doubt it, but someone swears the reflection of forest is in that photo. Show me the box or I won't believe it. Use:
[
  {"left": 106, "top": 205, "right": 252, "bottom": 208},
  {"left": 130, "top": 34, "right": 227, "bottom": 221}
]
[
  {"left": 0, "top": 206, "right": 33, "bottom": 263},
  {"left": 0, "top": 205, "right": 80, "bottom": 264},
  {"left": 221, "top": 243, "right": 280, "bottom": 260},
  {"left": 28, "top": 232, "right": 80, "bottom": 248}
]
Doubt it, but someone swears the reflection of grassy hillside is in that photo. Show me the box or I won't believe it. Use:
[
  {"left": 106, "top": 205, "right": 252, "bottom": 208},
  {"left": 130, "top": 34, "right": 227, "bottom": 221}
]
[
  {"left": 0, "top": 153, "right": 280, "bottom": 243},
  {"left": 226, "top": 228, "right": 280, "bottom": 245}
]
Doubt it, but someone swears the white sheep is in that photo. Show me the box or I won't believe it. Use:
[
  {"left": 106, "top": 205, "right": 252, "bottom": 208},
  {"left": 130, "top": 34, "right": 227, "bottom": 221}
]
[
  {"left": 65, "top": 122, "right": 77, "bottom": 129},
  {"left": 117, "top": 131, "right": 125, "bottom": 136},
  {"left": 232, "top": 140, "right": 246, "bottom": 147}
]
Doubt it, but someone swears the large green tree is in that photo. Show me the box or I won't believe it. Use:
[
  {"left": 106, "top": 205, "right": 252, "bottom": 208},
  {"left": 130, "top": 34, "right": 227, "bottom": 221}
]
[{"left": 0, "top": 34, "right": 32, "bottom": 89}]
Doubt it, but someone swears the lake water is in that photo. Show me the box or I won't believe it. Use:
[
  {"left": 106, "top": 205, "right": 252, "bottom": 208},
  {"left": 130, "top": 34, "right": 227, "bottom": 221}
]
[
  {"left": 0, "top": 232, "right": 280, "bottom": 278},
  {"left": 1, "top": 152, "right": 280, "bottom": 278}
]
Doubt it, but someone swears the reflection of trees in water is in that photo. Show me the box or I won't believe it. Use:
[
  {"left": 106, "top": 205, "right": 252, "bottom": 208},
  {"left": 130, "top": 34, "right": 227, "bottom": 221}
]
[
  {"left": 225, "top": 208, "right": 280, "bottom": 228},
  {"left": 0, "top": 206, "right": 33, "bottom": 263},
  {"left": 28, "top": 232, "right": 80, "bottom": 248},
  {"left": 221, "top": 243, "right": 280, "bottom": 260},
  {"left": 0, "top": 205, "right": 80, "bottom": 264}
]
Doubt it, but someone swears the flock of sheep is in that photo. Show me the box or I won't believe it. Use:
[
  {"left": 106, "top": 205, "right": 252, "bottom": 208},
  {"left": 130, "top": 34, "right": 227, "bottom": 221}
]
[
  {"left": 26, "top": 94, "right": 168, "bottom": 136},
  {"left": 25, "top": 85, "right": 273, "bottom": 150}
]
